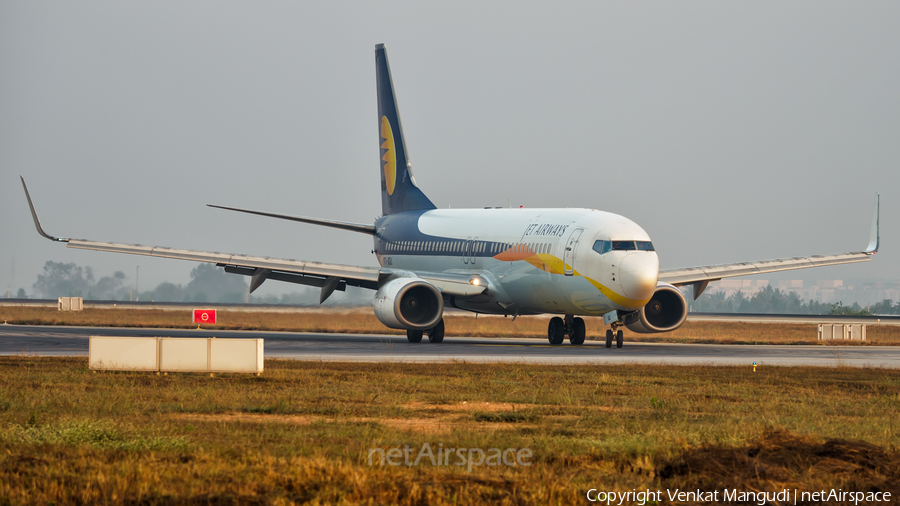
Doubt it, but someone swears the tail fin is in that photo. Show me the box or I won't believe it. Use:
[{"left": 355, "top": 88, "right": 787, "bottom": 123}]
[{"left": 376, "top": 44, "right": 436, "bottom": 215}]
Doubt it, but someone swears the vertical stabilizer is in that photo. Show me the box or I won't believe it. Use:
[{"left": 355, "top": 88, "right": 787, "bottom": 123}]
[{"left": 376, "top": 44, "right": 436, "bottom": 215}]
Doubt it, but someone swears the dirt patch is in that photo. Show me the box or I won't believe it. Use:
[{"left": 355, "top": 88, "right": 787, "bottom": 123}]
[
  {"left": 174, "top": 412, "right": 314, "bottom": 425},
  {"left": 380, "top": 418, "right": 452, "bottom": 435},
  {"left": 404, "top": 401, "right": 537, "bottom": 413},
  {"left": 171, "top": 411, "right": 538, "bottom": 435},
  {"left": 658, "top": 430, "right": 900, "bottom": 499}
]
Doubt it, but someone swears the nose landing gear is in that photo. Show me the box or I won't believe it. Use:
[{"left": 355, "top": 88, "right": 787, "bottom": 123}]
[{"left": 605, "top": 324, "right": 624, "bottom": 348}]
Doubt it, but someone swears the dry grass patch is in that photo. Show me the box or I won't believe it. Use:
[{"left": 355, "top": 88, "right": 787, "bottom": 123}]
[{"left": 1, "top": 357, "right": 899, "bottom": 503}]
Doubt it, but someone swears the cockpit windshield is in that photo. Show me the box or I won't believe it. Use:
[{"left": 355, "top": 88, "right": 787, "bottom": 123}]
[
  {"left": 592, "top": 240, "right": 612, "bottom": 255},
  {"left": 612, "top": 240, "right": 636, "bottom": 251},
  {"left": 593, "top": 240, "right": 655, "bottom": 254}
]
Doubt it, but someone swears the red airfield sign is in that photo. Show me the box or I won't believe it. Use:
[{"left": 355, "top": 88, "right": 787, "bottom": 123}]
[{"left": 193, "top": 309, "right": 217, "bottom": 325}]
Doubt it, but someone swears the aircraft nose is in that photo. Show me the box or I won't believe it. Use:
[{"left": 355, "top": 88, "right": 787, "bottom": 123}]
[{"left": 619, "top": 253, "right": 659, "bottom": 301}]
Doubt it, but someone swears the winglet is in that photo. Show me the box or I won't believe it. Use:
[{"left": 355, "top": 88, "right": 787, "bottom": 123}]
[
  {"left": 865, "top": 193, "right": 879, "bottom": 254},
  {"left": 20, "top": 176, "right": 69, "bottom": 242}
]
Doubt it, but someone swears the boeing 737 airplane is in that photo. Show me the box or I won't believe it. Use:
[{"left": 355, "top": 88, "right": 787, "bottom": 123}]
[{"left": 21, "top": 44, "right": 880, "bottom": 348}]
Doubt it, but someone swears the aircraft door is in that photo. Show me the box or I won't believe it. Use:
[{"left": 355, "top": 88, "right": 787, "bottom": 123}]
[
  {"left": 463, "top": 237, "right": 472, "bottom": 264},
  {"left": 563, "top": 228, "right": 583, "bottom": 276}
]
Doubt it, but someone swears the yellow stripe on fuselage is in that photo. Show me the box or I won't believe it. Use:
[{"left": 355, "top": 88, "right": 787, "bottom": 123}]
[{"left": 494, "top": 250, "right": 649, "bottom": 309}]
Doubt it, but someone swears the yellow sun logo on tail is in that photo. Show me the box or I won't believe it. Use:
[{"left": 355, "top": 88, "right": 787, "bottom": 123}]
[{"left": 380, "top": 116, "right": 396, "bottom": 195}]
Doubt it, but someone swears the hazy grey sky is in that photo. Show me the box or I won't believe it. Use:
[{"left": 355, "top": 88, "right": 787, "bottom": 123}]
[{"left": 2, "top": 2, "right": 898, "bottom": 297}]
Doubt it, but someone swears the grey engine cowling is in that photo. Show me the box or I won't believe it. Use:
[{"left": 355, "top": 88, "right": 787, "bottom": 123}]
[
  {"left": 373, "top": 278, "right": 443, "bottom": 330},
  {"left": 624, "top": 282, "right": 688, "bottom": 333}
]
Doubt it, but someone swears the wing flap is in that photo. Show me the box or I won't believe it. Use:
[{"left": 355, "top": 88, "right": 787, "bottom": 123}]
[
  {"left": 66, "top": 239, "right": 383, "bottom": 282},
  {"left": 659, "top": 252, "right": 871, "bottom": 286}
]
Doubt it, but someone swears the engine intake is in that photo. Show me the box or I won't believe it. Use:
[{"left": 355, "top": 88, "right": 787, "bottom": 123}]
[
  {"left": 624, "top": 282, "right": 688, "bottom": 333},
  {"left": 373, "top": 278, "right": 444, "bottom": 330}
]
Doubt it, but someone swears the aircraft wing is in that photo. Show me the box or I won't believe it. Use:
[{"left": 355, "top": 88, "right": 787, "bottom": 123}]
[
  {"left": 20, "top": 177, "right": 486, "bottom": 301},
  {"left": 659, "top": 194, "right": 880, "bottom": 299}
]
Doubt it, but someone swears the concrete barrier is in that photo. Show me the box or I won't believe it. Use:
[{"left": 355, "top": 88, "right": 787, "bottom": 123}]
[
  {"left": 89, "top": 336, "right": 264, "bottom": 374},
  {"left": 89, "top": 336, "right": 159, "bottom": 371},
  {"left": 210, "top": 338, "right": 265, "bottom": 373},
  {"left": 818, "top": 324, "right": 867, "bottom": 341},
  {"left": 58, "top": 297, "right": 83, "bottom": 311},
  {"left": 159, "top": 338, "right": 209, "bottom": 372}
]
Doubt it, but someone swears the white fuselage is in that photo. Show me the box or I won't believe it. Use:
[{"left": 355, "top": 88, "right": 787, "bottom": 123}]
[{"left": 374, "top": 208, "right": 660, "bottom": 317}]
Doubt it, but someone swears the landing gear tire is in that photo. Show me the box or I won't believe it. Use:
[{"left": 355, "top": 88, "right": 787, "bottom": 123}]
[
  {"left": 427, "top": 318, "right": 445, "bottom": 343},
  {"left": 605, "top": 329, "right": 613, "bottom": 348},
  {"left": 548, "top": 317, "right": 565, "bottom": 345},
  {"left": 616, "top": 330, "right": 624, "bottom": 349},
  {"left": 407, "top": 330, "right": 423, "bottom": 343},
  {"left": 569, "top": 317, "right": 586, "bottom": 345}
]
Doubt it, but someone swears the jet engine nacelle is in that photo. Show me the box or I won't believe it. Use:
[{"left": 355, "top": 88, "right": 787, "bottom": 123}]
[
  {"left": 373, "top": 278, "right": 444, "bottom": 330},
  {"left": 624, "top": 282, "right": 688, "bottom": 334}
]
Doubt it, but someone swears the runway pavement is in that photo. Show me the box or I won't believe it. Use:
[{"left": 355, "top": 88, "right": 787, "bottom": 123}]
[{"left": 1, "top": 324, "right": 898, "bottom": 367}]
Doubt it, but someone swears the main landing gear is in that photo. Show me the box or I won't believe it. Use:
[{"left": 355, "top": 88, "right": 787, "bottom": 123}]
[
  {"left": 547, "top": 315, "right": 586, "bottom": 345},
  {"left": 407, "top": 318, "right": 444, "bottom": 343},
  {"left": 427, "top": 318, "right": 445, "bottom": 343}
]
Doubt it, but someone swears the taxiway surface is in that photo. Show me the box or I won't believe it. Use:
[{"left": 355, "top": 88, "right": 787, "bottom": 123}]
[{"left": 0, "top": 324, "right": 897, "bottom": 367}]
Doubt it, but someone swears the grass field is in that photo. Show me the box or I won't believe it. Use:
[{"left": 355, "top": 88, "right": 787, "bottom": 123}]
[
  {"left": 0, "top": 357, "right": 898, "bottom": 504},
  {"left": 3, "top": 306, "right": 900, "bottom": 345}
]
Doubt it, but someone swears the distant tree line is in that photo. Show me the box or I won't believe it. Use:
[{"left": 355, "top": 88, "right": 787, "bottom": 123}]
[
  {"left": 689, "top": 285, "right": 900, "bottom": 315},
  {"left": 22, "top": 261, "right": 372, "bottom": 306}
]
